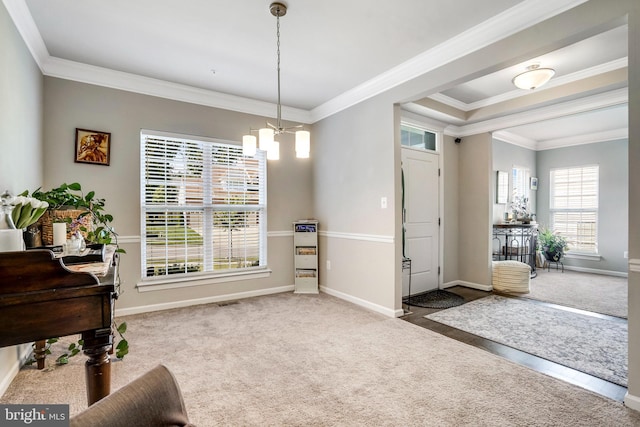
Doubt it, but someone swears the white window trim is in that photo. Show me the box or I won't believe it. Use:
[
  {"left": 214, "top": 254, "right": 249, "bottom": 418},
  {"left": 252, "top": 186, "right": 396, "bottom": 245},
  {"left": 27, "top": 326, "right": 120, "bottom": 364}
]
[
  {"left": 549, "top": 164, "right": 599, "bottom": 254},
  {"left": 140, "top": 129, "right": 267, "bottom": 284},
  {"left": 136, "top": 268, "right": 272, "bottom": 292},
  {"left": 400, "top": 121, "right": 440, "bottom": 153}
]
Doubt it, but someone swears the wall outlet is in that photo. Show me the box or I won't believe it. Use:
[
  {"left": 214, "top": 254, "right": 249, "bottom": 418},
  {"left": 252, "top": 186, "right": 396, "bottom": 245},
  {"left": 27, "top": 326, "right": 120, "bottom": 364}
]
[
  {"left": 381, "top": 196, "right": 388, "bottom": 209},
  {"left": 624, "top": 251, "right": 629, "bottom": 259},
  {"left": 326, "top": 260, "right": 331, "bottom": 270}
]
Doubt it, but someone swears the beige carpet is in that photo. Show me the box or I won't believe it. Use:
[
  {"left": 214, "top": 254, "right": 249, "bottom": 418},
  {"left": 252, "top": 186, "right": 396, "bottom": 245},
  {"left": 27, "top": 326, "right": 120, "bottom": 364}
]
[
  {"left": 2, "top": 292, "right": 640, "bottom": 426},
  {"left": 524, "top": 269, "right": 627, "bottom": 318}
]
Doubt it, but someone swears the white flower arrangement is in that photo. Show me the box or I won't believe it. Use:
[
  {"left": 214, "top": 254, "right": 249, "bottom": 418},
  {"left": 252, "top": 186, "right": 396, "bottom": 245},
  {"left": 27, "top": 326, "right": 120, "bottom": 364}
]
[
  {"left": 11, "top": 196, "right": 49, "bottom": 229},
  {"left": 510, "top": 193, "right": 530, "bottom": 218}
]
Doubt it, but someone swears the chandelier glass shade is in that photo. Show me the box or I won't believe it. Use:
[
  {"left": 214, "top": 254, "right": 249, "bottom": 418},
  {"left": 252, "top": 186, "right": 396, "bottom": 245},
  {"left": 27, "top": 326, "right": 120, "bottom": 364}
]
[
  {"left": 512, "top": 64, "right": 555, "bottom": 90},
  {"left": 243, "top": 2, "right": 310, "bottom": 160}
]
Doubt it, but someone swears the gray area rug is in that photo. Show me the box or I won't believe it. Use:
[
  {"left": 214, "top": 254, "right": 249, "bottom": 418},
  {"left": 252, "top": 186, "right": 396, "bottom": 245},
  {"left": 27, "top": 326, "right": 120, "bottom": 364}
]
[
  {"left": 3, "top": 293, "right": 640, "bottom": 426},
  {"left": 524, "top": 269, "right": 627, "bottom": 318},
  {"left": 426, "top": 295, "right": 628, "bottom": 386}
]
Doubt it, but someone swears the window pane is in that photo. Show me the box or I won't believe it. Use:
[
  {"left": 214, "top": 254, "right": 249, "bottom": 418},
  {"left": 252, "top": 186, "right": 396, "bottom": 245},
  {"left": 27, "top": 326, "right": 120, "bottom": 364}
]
[
  {"left": 144, "top": 210, "right": 204, "bottom": 276},
  {"left": 400, "top": 125, "right": 437, "bottom": 151},
  {"left": 549, "top": 165, "right": 599, "bottom": 253},
  {"left": 141, "top": 133, "right": 266, "bottom": 279}
]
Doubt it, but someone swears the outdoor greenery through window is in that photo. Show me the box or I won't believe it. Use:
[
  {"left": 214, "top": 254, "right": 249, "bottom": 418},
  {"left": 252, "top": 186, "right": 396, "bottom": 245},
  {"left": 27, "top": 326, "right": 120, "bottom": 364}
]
[
  {"left": 141, "top": 131, "right": 266, "bottom": 279},
  {"left": 550, "top": 165, "right": 599, "bottom": 253}
]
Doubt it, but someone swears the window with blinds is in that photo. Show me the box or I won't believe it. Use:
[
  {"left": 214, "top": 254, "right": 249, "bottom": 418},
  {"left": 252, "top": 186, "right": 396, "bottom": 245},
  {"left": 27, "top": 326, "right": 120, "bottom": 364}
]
[
  {"left": 550, "top": 165, "right": 599, "bottom": 253},
  {"left": 141, "top": 131, "right": 267, "bottom": 279},
  {"left": 512, "top": 166, "right": 530, "bottom": 200}
]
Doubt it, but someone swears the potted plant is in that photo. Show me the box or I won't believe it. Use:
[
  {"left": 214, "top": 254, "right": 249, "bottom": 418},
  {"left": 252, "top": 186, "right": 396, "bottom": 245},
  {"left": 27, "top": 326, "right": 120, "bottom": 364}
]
[
  {"left": 28, "top": 182, "right": 124, "bottom": 253},
  {"left": 537, "top": 226, "right": 569, "bottom": 262},
  {"left": 19, "top": 182, "right": 129, "bottom": 363}
]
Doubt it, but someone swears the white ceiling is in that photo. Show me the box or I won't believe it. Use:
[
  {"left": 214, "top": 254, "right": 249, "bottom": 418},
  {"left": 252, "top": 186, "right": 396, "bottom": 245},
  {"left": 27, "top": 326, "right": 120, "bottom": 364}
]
[{"left": 5, "top": 0, "right": 628, "bottom": 149}]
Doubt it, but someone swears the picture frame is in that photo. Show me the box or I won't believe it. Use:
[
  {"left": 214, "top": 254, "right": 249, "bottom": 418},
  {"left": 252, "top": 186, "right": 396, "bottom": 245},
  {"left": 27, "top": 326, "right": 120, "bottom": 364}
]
[
  {"left": 530, "top": 176, "right": 538, "bottom": 190},
  {"left": 75, "top": 128, "right": 111, "bottom": 166}
]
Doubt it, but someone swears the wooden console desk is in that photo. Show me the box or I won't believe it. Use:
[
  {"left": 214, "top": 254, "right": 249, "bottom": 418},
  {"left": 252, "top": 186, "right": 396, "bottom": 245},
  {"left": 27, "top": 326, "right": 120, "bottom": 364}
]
[{"left": 0, "top": 248, "right": 117, "bottom": 405}]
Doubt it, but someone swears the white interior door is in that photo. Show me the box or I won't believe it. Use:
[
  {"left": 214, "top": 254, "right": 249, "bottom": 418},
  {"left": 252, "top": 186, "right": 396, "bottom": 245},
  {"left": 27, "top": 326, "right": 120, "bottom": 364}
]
[{"left": 402, "top": 148, "right": 439, "bottom": 296}]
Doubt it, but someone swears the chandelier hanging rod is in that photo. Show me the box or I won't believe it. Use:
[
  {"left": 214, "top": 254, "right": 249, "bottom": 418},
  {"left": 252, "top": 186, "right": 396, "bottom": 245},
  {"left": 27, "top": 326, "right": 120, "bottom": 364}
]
[{"left": 242, "top": 2, "right": 310, "bottom": 160}]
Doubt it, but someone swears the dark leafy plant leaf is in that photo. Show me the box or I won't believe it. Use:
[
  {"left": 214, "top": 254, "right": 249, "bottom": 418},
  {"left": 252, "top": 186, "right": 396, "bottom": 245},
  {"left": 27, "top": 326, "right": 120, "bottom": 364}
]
[
  {"left": 117, "top": 322, "right": 127, "bottom": 334},
  {"left": 115, "top": 340, "right": 129, "bottom": 359}
]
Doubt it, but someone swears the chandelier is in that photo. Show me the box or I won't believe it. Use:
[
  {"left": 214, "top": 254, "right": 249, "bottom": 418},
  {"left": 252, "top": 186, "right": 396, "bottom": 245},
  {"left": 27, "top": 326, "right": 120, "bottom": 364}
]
[
  {"left": 243, "top": 2, "right": 310, "bottom": 160},
  {"left": 512, "top": 64, "right": 555, "bottom": 90}
]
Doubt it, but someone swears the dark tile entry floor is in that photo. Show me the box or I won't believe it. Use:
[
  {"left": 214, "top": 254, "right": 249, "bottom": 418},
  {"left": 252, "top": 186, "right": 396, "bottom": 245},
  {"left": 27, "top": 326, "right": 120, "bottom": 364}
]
[{"left": 400, "top": 286, "right": 627, "bottom": 402}]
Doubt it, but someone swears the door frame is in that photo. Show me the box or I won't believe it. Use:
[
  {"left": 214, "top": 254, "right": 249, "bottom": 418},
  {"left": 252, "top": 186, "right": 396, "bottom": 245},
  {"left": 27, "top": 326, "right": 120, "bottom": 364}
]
[{"left": 399, "top": 116, "right": 446, "bottom": 298}]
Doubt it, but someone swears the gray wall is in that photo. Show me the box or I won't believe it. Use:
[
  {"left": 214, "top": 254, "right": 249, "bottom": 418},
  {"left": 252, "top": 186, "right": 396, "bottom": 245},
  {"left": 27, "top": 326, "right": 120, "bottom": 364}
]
[
  {"left": 458, "top": 133, "right": 493, "bottom": 286},
  {"left": 0, "top": 3, "right": 43, "bottom": 194},
  {"left": 0, "top": 0, "right": 43, "bottom": 395},
  {"left": 536, "top": 139, "right": 628, "bottom": 273},
  {"left": 492, "top": 139, "right": 537, "bottom": 224},
  {"left": 313, "top": 95, "right": 397, "bottom": 314},
  {"left": 627, "top": 0, "right": 640, "bottom": 404},
  {"left": 2, "top": 0, "right": 640, "bottom": 409},
  {"left": 42, "top": 77, "right": 314, "bottom": 311},
  {"left": 442, "top": 135, "right": 460, "bottom": 284}
]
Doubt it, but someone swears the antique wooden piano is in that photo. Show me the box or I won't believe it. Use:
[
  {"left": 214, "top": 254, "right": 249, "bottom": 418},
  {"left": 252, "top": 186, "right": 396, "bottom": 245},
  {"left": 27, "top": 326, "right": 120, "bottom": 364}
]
[{"left": 0, "top": 248, "right": 117, "bottom": 405}]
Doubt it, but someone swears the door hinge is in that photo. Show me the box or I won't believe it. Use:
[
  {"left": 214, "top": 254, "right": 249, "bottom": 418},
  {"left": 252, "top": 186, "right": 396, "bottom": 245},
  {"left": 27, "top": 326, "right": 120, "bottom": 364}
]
[
  {"left": 438, "top": 266, "right": 441, "bottom": 275},
  {"left": 438, "top": 218, "right": 441, "bottom": 226},
  {"left": 438, "top": 168, "right": 441, "bottom": 177}
]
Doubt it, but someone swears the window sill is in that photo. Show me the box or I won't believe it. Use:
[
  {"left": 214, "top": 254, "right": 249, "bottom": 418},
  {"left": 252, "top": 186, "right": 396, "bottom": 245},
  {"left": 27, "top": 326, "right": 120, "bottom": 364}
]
[
  {"left": 563, "top": 252, "right": 601, "bottom": 261},
  {"left": 136, "top": 268, "right": 272, "bottom": 292}
]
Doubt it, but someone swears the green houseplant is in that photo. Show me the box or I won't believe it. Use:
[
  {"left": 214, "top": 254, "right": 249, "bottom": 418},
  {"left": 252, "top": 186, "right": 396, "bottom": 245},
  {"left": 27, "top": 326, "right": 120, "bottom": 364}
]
[
  {"left": 20, "top": 182, "right": 129, "bottom": 364},
  {"left": 537, "top": 226, "right": 569, "bottom": 261},
  {"left": 29, "top": 182, "right": 124, "bottom": 253}
]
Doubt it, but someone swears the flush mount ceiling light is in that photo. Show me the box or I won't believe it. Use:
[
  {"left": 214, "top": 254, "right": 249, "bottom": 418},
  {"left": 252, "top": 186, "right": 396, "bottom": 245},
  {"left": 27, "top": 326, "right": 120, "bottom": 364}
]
[
  {"left": 512, "top": 64, "right": 555, "bottom": 90},
  {"left": 243, "top": 2, "right": 310, "bottom": 160}
]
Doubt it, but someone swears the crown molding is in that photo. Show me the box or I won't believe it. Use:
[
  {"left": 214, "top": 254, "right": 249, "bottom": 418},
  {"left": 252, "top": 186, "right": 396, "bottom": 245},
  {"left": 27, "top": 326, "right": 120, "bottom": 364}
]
[
  {"left": 400, "top": 110, "right": 448, "bottom": 133},
  {"left": 3, "top": 0, "right": 311, "bottom": 123},
  {"left": 2, "top": 0, "right": 48, "bottom": 71},
  {"left": 535, "top": 127, "right": 628, "bottom": 150},
  {"left": 43, "top": 57, "right": 313, "bottom": 124},
  {"left": 492, "top": 131, "right": 538, "bottom": 150},
  {"left": 309, "top": 0, "right": 589, "bottom": 122},
  {"left": 453, "top": 88, "right": 627, "bottom": 137},
  {"left": 428, "top": 93, "right": 470, "bottom": 112},
  {"left": 417, "top": 88, "right": 627, "bottom": 145},
  {"left": 401, "top": 102, "right": 467, "bottom": 126},
  {"left": 487, "top": 126, "right": 626, "bottom": 151},
  {"left": 430, "top": 58, "right": 628, "bottom": 112},
  {"left": 6, "top": 0, "right": 588, "bottom": 124}
]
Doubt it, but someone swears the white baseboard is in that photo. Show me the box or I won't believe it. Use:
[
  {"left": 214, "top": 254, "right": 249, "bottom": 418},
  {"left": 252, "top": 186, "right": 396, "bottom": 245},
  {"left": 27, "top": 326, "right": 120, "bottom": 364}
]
[
  {"left": 0, "top": 357, "right": 20, "bottom": 398},
  {"left": 624, "top": 391, "right": 640, "bottom": 412},
  {"left": 320, "top": 286, "right": 401, "bottom": 318},
  {"left": 115, "top": 285, "right": 294, "bottom": 317},
  {"left": 0, "top": 344, "right": 31, "bottom": 398},
  {"left": 559, "top": 265, "right": 628, "bottom": 277},
  {"left": 444, "top": 280, "right": 493, "bottom": 292}
]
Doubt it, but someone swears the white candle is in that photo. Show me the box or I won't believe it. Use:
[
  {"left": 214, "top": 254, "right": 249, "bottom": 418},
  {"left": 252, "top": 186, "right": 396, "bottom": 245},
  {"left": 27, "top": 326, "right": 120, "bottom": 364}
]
[{"left": 52, "top": 222, "right": 67, "bottom": 246}]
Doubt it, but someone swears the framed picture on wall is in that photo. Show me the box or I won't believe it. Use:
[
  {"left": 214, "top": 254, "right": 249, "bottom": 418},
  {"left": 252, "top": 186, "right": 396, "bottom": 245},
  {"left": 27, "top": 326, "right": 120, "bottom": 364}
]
[
  {"left": 75, "top": 128, "right": 111, "bottom": 166},
  {"left": 530, "top": 176, "right": 538, "bottom": 190}
]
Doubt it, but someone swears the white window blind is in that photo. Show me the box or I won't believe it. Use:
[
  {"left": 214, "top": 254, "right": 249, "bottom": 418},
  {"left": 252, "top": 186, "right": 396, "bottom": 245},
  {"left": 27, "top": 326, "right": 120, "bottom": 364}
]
[
  {"left": 141, "top": 132, "right": 267, "bottom": 279},
  {"left": 512, "top": 166, "right": 530, "bottom": 200},
  {"left": 550, "top": 165, "right": 599, "bottom": 253}
]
